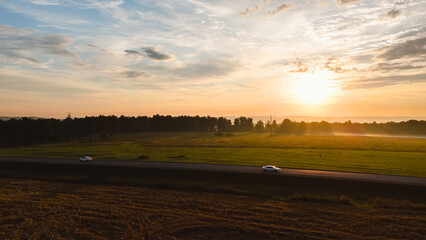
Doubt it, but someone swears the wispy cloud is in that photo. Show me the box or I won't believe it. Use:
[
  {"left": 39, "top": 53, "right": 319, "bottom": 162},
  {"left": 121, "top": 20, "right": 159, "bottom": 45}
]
[
  {"left": 124, "top": 47, "right": 174, "bottom": 61},
  {"left": 368, "top": 62, "right": 424, "bottom": 72},
  {"left": 335, "top": 0, "right": 362, "bottom": 6},
  {"left": 121, "top": 71, "right": 150, "bottom": 78},
  {"left": 29, "top": 0, "right": 61, "bottom": 6},
  {"left": 267, "top": 4, "right": 292, "bottom": 16},
  {"left": 290, "top": 59, "right": 309, "bottom": 73},
  {"left": 124, "top": 49, "right": 143, "bottom": 56},
  {"left": 145, "top": 58, "right": 241, "bottom": 81},
  {"left": 385, "top": 0, "right": 409, "bottom": 19},
  {"left": 86, "top": 44, "right": 109, "bottom": 53},
  {"left": 386, "top": 9, "right": 400, "bottom": 18},
  {"left": 0, "top": 25, "right": 76, "bottom": 66},
  {"left": 345, "top": 73, "right": 426, "bottom": 89},
  {"left": 395, "top": 0, "right": 409, "bottom": 6},
  {"left": 141, "top": 47, "right": 174, "bottom": 61},
  {"left": 0, "top": 72, "right": 96, "bottom": 96},
  {"left": 241, "top": 6, "right": 259, "bottom": 16},
  {"left": 378, "top": 37, "right": 426, "bottom": 60},
  {"left": 324, "top": 57, "right": 357, "bottom": 73}
]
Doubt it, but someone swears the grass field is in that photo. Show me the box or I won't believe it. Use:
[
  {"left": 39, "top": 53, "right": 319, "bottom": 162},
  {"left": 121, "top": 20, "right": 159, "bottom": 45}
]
[
  {"left": 1, "top": 178, "right": 424, "bottom": 240},
  {"left": 1, "top": 132, "right": 425, "bottom": 177}
]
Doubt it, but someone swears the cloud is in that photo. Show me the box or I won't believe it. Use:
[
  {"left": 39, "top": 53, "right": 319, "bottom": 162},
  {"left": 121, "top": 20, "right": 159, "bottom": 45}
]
[
  {"left": 125, "top": 46, "right": 174, "bottom": 61},
  {"left": 324, "top": 57, "right": 357, "bottom": 73},
  {"left": 0, "top": 72, "right": 96, "bottom": 97},
  {"left": 268, "top": 4, "right": 292, "bottom": 16},
  {"left": 395, "top": 0, "right": 409, "bottom": 6},
  {"left": 335, "top": 0, "right": 362, "bottom": 6},
  {"left": 86, "top": 44, "right": 109, "bottom": 53},
  {"left": 386, "top": 9, "right": 400, "bottom": 19},
  {"left": 0, "top": 25, "right": 76, "bottom": 65},
  {"left": 0, "top": 49, "right": 41, "bottom": 64},
  {"left": 397, "top": 26, "right": 426, "bottom": 39},
  {"left": 121, "top": 71, "right": 150, "bottom": 78},
  {"left": 344, "top": 73, "right": 426, "bottom": 89},
  {"left": 385, "top": 0, "right": 409, "bottom": 19},
  {"left": 124, "top": 49, "right": 143, "bottom": 56},
  {"left": 290, "top": 59, "right": 309, "bottom": 73},
  {"left": 288, "top": 57, "right": 357, "bottom": 73},
  {"left": 29, "top": 0, "right": 60, "bottom": 5},
  {"left": 368, "top": 62, "right": 424, "bottom": 72},
  {"left": 141, "top": 47, "right": 174, "bottom": 61},
  {"left": 378, "top": 37, "right": 426, "bottom": 60},
  {"left": 241, "top": 6, "right": 259, "bottom": 16},
  {"left": 146, "top": 58, "right": 240, "bottom": 80}
]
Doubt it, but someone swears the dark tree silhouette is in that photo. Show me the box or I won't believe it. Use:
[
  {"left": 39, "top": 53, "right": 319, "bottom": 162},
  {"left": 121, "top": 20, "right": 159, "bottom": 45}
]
[
  {"left": 0, "top": 115, "right": 424, "bottom": 147},
  {"left": 255, "top": 120, "right": 265, "bottom": 132}
]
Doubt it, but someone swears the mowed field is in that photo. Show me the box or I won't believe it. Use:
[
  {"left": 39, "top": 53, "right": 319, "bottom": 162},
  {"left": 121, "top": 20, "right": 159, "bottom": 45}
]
[
  {"left": 1, "top": 178, "right": 425, "bottom": 240},
  {"left": 1, "top": 132, "right": 425, "bottom": 177}
]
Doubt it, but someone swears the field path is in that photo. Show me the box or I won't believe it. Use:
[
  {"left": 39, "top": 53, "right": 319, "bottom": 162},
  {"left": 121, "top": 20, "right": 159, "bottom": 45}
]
[{"left": 1, "top": 156, "right": 425, "bottom": 186}]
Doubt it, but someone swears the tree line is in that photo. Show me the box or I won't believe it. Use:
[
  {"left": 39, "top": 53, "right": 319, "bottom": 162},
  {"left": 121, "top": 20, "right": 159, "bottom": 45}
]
[{"left": 0, "top": 115, "right": 425, "bottom": 147}]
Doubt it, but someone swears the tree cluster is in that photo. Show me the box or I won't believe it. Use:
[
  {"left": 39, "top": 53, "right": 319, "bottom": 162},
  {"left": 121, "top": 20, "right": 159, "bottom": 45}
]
[{"left": 0, "top": 115, "right": 424, "bottom": 147}]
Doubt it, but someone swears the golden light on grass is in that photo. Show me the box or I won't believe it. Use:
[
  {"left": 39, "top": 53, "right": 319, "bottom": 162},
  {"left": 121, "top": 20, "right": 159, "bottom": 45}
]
[{"left": 295, "top": 69, "right": 338, "bottom": 104}]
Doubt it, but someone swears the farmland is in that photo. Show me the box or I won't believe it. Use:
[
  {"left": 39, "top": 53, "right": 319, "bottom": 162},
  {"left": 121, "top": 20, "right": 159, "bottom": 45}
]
[
  {"left": 1, "top": 178, "right": 425, "bottom": 240},
  {"left": 1, "top": 132, "right": 425, "bottom": 239},
  {"left": 0, "top": 132, "right": 425, "bottom": 177}
]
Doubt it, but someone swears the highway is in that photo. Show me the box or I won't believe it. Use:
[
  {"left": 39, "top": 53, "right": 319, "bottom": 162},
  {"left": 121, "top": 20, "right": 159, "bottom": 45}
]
[{"left": 0, "top": 156, "right": 425, "bottom": 186}]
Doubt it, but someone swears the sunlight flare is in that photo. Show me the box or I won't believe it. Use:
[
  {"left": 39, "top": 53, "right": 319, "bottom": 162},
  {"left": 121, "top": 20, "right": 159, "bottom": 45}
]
[{"left": 295, "top": 69, "right": 338, "bottom": 104}]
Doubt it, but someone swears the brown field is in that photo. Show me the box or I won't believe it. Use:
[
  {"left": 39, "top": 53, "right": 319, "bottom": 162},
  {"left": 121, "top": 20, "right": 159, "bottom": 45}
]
[{"left": 1, "top": 178, "right": 425, "bottom": 240}]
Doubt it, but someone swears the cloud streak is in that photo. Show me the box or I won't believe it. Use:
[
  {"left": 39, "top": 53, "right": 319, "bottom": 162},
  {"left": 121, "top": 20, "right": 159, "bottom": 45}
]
[
  {"left": 124, "top": 49, "right": 143, "bottom": 56},
  {"left": 268, "top": 4, "right": 292, "bottom": 16},
  {"left": 345, "top": 73, "right": 426, "bottom": 89},
  {"left": 121, "top": 71, "right": 150, "bottom": 78},
  {"left": 378, "top": 37, "right": 426, "bottom": 61},
  {"left": 0, "top": 72, "right": 96, "bottom": 96},
  {"left": 335, "top": 0, "right": 362, "bottom": 6},
  {"left": 386, "top": 9, "right": 400, "bottom": 19},
  {"left": 241, "top": 6, "right": 259, "bottom": 16},
  {"left": 141, "top": 47, "right": 174, "bottom": 61},
  {"left": 368, "top": 62, "right": 424, "bottom": 72},
  {"left": 0, "top": 25, "right": 76, "bottom": 66},
  {"left": 290, "top": 59, "right": 309, "bottom": 73},
  {"left": 124, "top": 46, "right": 174, "bottom": 61},
  {"left": 385, "top": 0, "right": 409, "bottom": 19}
]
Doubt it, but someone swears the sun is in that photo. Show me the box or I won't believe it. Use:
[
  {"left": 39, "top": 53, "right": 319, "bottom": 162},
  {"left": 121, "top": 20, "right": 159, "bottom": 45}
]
[{"left": 295, "top": 69, "right": 337, "bottom": 104}]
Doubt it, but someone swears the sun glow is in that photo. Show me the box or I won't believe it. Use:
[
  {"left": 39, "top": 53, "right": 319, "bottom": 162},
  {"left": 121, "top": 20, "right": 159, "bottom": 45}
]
[{"left": 295, "top": 70, "right": 337, "bottom": 104}]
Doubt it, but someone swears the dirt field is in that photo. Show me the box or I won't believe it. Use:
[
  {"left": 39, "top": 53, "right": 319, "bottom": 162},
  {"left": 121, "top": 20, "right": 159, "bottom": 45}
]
[{"left": 1, "top": 178, "right": 424, "bottom": 240}]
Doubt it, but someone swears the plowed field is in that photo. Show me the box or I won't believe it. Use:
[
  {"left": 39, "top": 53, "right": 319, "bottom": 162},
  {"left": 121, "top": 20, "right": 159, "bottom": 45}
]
[{"left": 1, "top": 179, "right": 424, "bottom": 240}]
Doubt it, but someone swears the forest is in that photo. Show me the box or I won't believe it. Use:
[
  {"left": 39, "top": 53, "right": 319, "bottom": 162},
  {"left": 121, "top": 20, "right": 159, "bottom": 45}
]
[{"left": 0, "top": 114, "right": 425, "bottom": 147}]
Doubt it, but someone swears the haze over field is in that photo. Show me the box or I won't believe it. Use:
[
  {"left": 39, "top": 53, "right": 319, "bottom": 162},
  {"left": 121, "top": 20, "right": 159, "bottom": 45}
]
[{"left": 0, "top": 0, "right": 425, "bottom": 118}]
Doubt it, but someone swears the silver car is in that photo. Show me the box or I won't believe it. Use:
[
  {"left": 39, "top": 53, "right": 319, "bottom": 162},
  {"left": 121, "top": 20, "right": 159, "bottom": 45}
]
[
  {"left": 79, "top": 156, "right": 93, "bottom": 162},
  {"left": 262, "top": 165, "right": 281, "bottom": 172}
]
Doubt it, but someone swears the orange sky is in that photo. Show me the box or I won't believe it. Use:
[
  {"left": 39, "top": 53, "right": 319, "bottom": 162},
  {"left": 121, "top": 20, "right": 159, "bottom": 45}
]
[{"left": 0, "top": 0, "right": 425, "bottom": 119}]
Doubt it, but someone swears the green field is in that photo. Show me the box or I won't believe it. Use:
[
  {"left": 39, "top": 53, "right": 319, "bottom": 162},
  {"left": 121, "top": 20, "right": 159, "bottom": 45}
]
[{"left": 1, "top": 132, "right": 425, "bottom": 177}]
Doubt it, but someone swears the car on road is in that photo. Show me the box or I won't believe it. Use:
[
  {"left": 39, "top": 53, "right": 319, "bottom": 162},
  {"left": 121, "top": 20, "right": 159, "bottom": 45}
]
[
  {"left": 79, "top": 156, "right": 92, "bottom": 162},
  {"left": 262, "top": 165, "right": 281, "bottom": 172}
]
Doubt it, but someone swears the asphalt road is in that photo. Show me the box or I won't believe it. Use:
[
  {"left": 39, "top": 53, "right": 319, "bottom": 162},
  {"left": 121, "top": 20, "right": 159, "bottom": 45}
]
[{"left": 0, "top": 156, "right": 425, "bottom": 186}]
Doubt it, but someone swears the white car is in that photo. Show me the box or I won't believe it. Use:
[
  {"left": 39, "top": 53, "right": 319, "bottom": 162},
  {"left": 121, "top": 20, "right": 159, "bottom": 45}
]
[
  {"left": 79, "top": 156, "right": 93, "bottom": 162},
  {"left": 262, "top": 165, "right": 281, "bottom": 172}
]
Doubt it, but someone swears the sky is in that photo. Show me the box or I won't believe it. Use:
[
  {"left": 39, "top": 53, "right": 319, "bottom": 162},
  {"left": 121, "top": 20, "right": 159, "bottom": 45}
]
[{"left": 0, "top": 0, "right": 425, "bottom": 119}]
